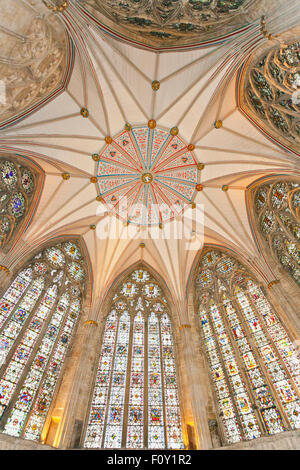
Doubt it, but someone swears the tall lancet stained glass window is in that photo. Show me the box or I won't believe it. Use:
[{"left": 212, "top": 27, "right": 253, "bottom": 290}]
[
  {"left": 84, "top": 268, "right": 184, "bottom": 449},
  {"left": 253, "top": 179, "right": 300, "bottom": 286},
  {"left": 195, "top": 249, "right": 300, "bottom": 446},
  {"left": 0, "top": 241, "right": 86, "bottom": 441}
]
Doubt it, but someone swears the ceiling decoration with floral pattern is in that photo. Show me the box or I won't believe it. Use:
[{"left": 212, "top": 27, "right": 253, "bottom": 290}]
[{"left": 96, "top": 125, "right": 199, "bottom": 225}]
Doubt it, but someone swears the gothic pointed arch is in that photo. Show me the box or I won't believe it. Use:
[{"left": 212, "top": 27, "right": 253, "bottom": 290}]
[
  {"left": 0, "top": 238, "right": 87, "bottom": 441},
  {"left": 83, "top": 264, "right": 184, "bottom": 449},
  {"left": 248, "top": 175, "right": 300, "bottom": 287},
  {"left": 0, "top": 153, "right": 44, "bottom": 253},
  {"left": 238, "top": 32, "right": 300, "bottom": 155},
  {"left": 194, "top": 246, "right": 300, "bottom": 446},
  {"left": 0, "top": 0, "right": 73, "bottom": 130}
]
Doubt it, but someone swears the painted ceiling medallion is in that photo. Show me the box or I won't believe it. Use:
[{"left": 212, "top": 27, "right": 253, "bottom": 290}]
[
  {"left": 96, "top": 125, "right": 200, "bottom": 226},
  {"left": 75, "top": 0, "right": 272, "bottom": 50}
]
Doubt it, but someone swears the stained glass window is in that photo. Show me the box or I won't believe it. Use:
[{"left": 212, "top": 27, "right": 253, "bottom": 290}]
[
  {"left": 0, "top": 240, "right": 86, "bottom": 441},
  {"left": 0, "top": 157, "right": 35, "bottom": 250},
  {"left": 195, "top": 249, "right": 300, "bottom": 446},
  {"left": 253, "top": 179, "right": 300, "bottom": 286},
  {"left": 84, "top": 268, "right": 184, "bottom": 449},
  {"left": 241, "top": 41, "right": 300, "bottom": 153}
]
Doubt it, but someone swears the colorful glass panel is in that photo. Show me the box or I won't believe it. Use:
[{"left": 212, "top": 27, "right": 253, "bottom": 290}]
[
  {"left": 161, "top": 313, "right": 184, "bottom": 449},
  {"left": 84, "top": 268, "right": 184, "bottom": 449},
  {"left": 196, "top": 249, "right": 300, "bottom": 445},
  {"left": 148, "top": 312, "right": 164, "bottom": 449},
  {"left": 0, "top": 158, "right": 35, "bottom": 249},
  {"left": 0, "top": 241, "right": 85, "bottom": 441},
  {"left": 253, "top": 179, "right": 300, "bottom": 285},
  {"left": 104, "top": 311, "right": 130, "bottom": 448},
  {"left": 126, "top": 312, "right": 144, "bottom": 448}
]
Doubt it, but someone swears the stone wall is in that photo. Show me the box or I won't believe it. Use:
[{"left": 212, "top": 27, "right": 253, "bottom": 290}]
[
  {"left": 218, "top": 429, "right": 300, "bottom": 450},
  {"left": 0, "top": 433, "right": 54, "bottom": 450}
]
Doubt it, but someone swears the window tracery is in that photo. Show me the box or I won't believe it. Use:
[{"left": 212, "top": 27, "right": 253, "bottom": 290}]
[
  {"left": 0, "top": 157, "right": 36, "bottom": 250},
  {"left": 240, "top": 41, "right": 300, "bottom": 154},
  {"left": 84, "top": 268, "right": 184, "bottom": 449},
  {"left": 195, "top": 249, "right": 300, "bottom": 446},
  {"left": 0, "top": 240, "right": 86, "bottom": 441},
  {"left": 253, "top": 178, "right": 300, "bottom": 286}
]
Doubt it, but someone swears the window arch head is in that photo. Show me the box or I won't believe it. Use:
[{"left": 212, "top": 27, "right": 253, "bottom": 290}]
[
  {"left": 0, "top": 155, "right": 40, "bottom": 252},
  {"left": 84, "top": 266, "right": 184, "bottom": 450},
  {"left": 239, "top": 38, "right": 300, "bottom": 155},
  {"left": 251, "top": 177, "right": 300, "bottom": 286},
  {"left": 0, "top": 239, "right": 86, "bottom": 441},
  {"left": 195, "top": 248, "right": 300, "bottom": 445}
]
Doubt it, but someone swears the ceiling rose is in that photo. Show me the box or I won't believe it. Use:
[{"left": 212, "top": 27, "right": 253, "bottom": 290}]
[{"left": 96, "top": 125, "right": 200, "bottom": 226}]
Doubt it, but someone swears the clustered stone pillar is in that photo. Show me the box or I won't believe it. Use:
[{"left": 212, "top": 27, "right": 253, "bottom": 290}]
[{"left": 176, "top": 296, "right": 213, "bottom": 450}]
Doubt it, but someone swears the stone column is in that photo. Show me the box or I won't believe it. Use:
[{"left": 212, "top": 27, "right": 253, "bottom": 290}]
[{"left": 176, "top": 296, "right": 213, "bottom": 450}]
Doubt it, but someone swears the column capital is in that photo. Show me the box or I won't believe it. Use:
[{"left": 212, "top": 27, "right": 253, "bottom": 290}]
[
  {"left": 179, "top": 324, "right": 191, "bottom": 331},
  {"left": 267, "top": 279, "right": 280, "bottom": 289},
  {"left": 84, "top": 320, "right": 98, "bottom": 327}
]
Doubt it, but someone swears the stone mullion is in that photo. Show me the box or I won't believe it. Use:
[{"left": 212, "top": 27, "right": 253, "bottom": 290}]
[
  {"left": 0, "top": 279, "right": 51, "bottom": 378},
  {"left": 101, "top": 315, "right": 120, "bottom": 448},
  {"left": 244, "top": 289, "right": 292, "bottom": 430},
  {"left": 18, "top": 282, "right": 72, "bottom": 438},
  {"left": 0, "top": 281, "right": 63, "bottom": 431},
  {"left": 206, "top": 303, "right": 245, "bottom": 442},
  {"left": 227, "top": 297, "right": 269, "bottom": 436},
  {"left": 158, "top": 315, "right": 167, "bottom": 449},
  {"left": 121, "top": 313, "right": 134, "bottom": 448}
]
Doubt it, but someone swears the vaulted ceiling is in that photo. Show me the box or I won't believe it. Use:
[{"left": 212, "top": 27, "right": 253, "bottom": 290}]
[{"left": 0, "top": 0, "right": 299, "bottom": 322}]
